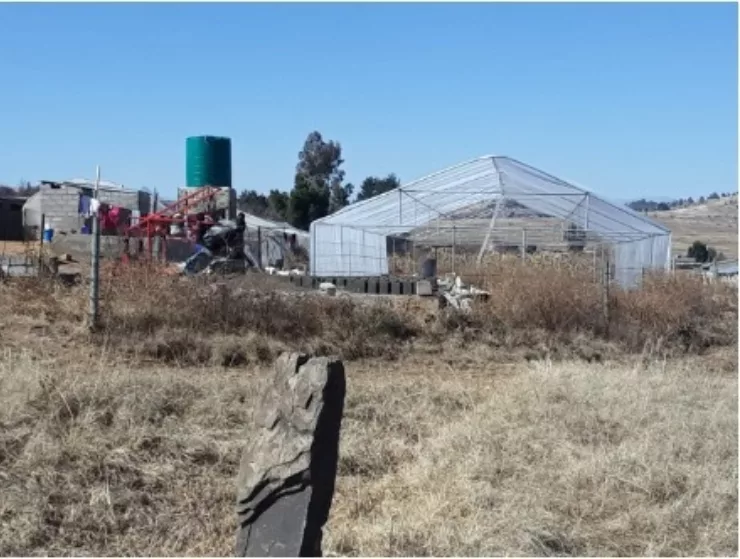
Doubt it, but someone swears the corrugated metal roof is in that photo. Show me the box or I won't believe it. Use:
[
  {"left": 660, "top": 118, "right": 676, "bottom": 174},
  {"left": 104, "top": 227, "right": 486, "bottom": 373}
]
[
  {"left": 241, "top": 212, "right": 309, "bottom": 239},
  {"left": 41, "top": 178, "right": 145, "bottom": 195}
]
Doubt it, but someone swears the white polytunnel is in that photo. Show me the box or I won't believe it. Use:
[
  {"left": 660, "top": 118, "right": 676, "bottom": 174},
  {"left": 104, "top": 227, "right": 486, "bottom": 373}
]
[{"left": 309, "top": 155, "right": 671, "bottom": 288}]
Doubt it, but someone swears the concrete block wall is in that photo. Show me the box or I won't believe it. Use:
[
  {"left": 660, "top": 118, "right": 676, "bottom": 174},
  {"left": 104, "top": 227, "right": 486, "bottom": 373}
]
[
  {"left": 52, "top": 233, "right": 196, "bottom": 263},
  {"left": 38, "top": 186, "right": 151, "bottom": 234},
  {"left": 177, "top": 187, "right": 236, "bottom": 219},
  {"left": 41, "top": 186, "right": 84, "bottom": 233},
  {"left": 97, "top": 189, "right": 143, "bottom": 211}
]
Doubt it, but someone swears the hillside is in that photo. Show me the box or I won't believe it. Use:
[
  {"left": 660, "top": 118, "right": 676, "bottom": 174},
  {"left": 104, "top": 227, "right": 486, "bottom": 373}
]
[{"left": 648, "top": 194, "right": 738, "bottom": 259}]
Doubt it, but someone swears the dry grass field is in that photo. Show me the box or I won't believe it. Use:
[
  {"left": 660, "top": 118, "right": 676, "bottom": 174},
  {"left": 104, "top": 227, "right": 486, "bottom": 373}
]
[
  {"left": 652, "top": 195, "right": 738, "bottom": 259},
  {"left": 0, "top": 261, "right": 737, "bottom": 556}
]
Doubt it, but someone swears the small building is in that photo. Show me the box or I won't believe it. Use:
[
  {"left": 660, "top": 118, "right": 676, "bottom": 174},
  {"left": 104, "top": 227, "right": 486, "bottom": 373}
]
[
  {"left": 240, "top": 212, "right": 309, "bottom": 268},
  {"left": 673, "top": 255, "right": 703, "bottom": 271},
  {"left": 0, "top": 194, "right": 28, "bottom": 241},
  {"left": 23, "top": 179, "right": 151, "bottom": 237},
  {"left": 701, "top": 260, "right": 739, "bottom": 283}
]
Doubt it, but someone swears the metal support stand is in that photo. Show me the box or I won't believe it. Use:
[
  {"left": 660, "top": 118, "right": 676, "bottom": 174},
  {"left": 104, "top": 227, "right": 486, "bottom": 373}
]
[{"left": 477, "top": 196, "right": 503, "bottom": 265}]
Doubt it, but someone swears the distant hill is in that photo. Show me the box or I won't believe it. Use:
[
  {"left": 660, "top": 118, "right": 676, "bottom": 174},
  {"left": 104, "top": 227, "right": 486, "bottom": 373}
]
[
  {"left": 627, "top": 191, "right": 734, "bottom": 213},
  {"left": 648, "top": 193, "right": 738, "bottom": 259}
]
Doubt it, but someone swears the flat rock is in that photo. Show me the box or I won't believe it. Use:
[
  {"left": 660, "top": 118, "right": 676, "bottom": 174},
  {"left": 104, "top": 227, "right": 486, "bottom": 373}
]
[{"left": 235, "top": 353, "right": 346, "bottom": 557}]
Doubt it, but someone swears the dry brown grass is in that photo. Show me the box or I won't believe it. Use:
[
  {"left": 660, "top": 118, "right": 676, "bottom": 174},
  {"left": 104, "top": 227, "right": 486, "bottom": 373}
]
[
  {"left": 652, "top": 195, "right": 738, "bottom": 259},
  {"left": 438, "top": 258, "right": 737, "bottom": 359},
  {"left": 0, "top": 261, "right": 737, "bottom": 556},
  {"left": 0, "top": 347, "right": 735, "bottom": 556},
  {"left": 1, "top": 257, "right": 735, "bottom": 366}
]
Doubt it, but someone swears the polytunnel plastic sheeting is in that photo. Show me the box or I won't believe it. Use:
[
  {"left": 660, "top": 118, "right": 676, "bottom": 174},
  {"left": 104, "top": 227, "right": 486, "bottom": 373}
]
[
  {"left": 613, "top": 234, "right": 672, "bottom": 289},
  {"left": 309, "top": 155, "right": 673, "bottom": 280},
  {"left": 495, "top": 157, "right": 670, "bottom": 241},
  {"left": 310, "top": 222, "right": 388, "bottom": 276},
  {"left": 319, "top": 157, "right": 502, "bottom": 234}
]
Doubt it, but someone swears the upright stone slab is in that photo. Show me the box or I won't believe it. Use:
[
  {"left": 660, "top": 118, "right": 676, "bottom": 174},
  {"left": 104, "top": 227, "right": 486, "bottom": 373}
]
[{"left": 235, "top": 353, "right": 346, "bottom": 557}]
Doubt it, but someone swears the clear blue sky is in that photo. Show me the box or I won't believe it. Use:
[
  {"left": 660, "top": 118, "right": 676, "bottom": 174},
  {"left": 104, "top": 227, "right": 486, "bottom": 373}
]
[{"left": 0, "top": 2, "right": 736, "bottom": 202}]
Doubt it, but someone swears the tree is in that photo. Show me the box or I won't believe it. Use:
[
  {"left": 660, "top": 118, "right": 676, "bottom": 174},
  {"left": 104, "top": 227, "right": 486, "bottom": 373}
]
[
  {"left": 687, "top": 196, "right": 695, "bottom": 205},
  {"left": 708, "top": 192, "right": 720, "bottom": 200},
  {"left": 329, "top": 181, "right": 353, "bottom": 214},
  {"left": 238, "top": 189, "right": 290, "bottom": 221},
  {"left": 656, "top": 202, "right": 670, "bottom": 211},
  {"left": 356, "top": 174, "right": 401, "bottom": 202},
  {"left": 267, "top": 190, "right": 289, "bottom": 221},
  {"left": 687, "top": 240, "right": 718, "bottom": 263},
  {"left": 0, "top": 181, "right": 39, "bottom": 197},
  {"left": 238, "top": 189, "right": 270, "bottom": 216},
  {"left": 699, "top": 196, "right": 706, "bottom": 204},
  {"left": 288, "top": 131, "right": 348, "bottom": 229},
  {"left": 289, "top": 172, "right": 330, "bottom": 230}
]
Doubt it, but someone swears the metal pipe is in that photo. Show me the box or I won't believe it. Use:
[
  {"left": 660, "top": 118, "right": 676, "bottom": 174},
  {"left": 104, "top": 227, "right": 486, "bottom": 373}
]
[
  {"left": 476, "top": 196, "right": 503, "bottom": 265},
  {"left": 452, "top": 224, "right": 456, "bottom": 274},
  {"left": 89, "top": 166, "right": 101, "bottom": 331}
]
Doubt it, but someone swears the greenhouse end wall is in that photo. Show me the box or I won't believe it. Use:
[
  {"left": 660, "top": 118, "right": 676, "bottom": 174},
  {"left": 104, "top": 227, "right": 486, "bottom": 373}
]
[
  {"left": 613, "top": 234, "right": 672, "bottom": 288},
  {"left": 310, "top": 222, "right": 388, "bottom": 277}
]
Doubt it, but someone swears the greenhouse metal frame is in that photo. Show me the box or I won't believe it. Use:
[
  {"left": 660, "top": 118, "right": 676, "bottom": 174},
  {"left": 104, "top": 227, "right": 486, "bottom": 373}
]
[{"left": 309, "top": 156, "right": 672, "bottom": 288}]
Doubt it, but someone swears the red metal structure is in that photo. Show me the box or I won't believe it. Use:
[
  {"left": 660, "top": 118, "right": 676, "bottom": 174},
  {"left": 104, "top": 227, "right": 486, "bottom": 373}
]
[{"left": 121, "top": 186, "right": 223, "bottom": 263}]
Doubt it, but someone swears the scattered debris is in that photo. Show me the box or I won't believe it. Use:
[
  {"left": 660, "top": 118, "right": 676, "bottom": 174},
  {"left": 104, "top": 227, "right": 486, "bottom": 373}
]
[
  {"left": 319, "top": 282, "right": 337, "bottom": 296},
  {"left": 437, "top": 275, "right": 490, "bottom": 312},
  {"left": 266, "top": 266, "right": 306, "bottom": 277}
]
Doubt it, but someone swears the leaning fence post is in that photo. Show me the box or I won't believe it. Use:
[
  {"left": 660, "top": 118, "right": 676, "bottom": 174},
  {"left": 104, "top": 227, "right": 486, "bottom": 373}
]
[{"left": 236, "top": 353, "right": 346, "bottom": 557}]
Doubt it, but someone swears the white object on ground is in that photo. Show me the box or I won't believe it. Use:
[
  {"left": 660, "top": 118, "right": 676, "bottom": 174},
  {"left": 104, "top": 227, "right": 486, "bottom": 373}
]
[{"left": 318, "top": 282, "right": 337, "bottom": 296}]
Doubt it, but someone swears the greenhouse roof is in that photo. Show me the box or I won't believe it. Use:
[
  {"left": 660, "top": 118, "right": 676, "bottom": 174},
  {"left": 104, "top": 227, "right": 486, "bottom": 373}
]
[{"left": 315, "top": 156, "right": 670, "bottom": 243}]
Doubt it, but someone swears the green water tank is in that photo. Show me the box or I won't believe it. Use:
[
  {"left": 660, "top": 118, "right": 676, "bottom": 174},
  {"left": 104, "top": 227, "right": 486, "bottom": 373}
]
[{"left": 185, "top": 136, "right": 232, "bottom": 187}]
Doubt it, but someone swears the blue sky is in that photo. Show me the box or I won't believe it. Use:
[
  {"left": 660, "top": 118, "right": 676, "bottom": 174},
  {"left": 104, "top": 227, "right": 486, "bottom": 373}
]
[{"left": 0, "top": 2, "right": 736, "bottom": 202}]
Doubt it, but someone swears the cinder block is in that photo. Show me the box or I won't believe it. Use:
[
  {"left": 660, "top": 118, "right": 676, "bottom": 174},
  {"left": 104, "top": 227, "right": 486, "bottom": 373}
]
[
  {"left": 348, "top": 278, "right": 366, "bottom": 293},
  {"left": 391, "top": 281, "right": 402, "bottom": 296},
  {"left": 378, "top": 279, "right": 390, "bottom": 294},
  {"left": 368, "top": 278, "right": 379, "bottom": 294},
  {"left": 416, "top": 280, "right": 433, "bottom": 296}
]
